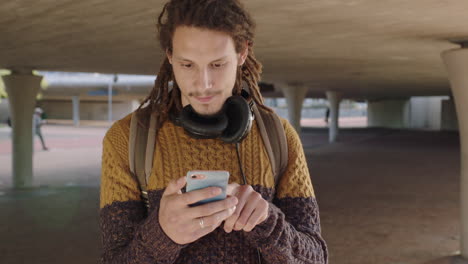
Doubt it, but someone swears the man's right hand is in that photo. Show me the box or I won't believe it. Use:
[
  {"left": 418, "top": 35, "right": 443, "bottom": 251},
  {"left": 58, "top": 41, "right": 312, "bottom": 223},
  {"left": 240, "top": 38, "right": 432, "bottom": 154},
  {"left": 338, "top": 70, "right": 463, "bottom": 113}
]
[{"left": 159, "top": 176, "right": 238, "bottom": 245}]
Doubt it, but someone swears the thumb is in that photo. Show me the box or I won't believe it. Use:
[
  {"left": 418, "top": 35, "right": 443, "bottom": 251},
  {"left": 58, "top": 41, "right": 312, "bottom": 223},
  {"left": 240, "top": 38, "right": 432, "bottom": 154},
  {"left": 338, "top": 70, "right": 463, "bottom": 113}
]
[{"left": 163, "top": 176, "right": 186, "bottom": 196}]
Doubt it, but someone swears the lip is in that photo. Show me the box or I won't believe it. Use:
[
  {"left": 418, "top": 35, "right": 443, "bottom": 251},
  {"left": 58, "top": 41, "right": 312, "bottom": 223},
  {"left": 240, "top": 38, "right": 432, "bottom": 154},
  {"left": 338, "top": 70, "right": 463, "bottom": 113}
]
[{"left": 195, "top": 95, "right": 215, "bottom": 103}]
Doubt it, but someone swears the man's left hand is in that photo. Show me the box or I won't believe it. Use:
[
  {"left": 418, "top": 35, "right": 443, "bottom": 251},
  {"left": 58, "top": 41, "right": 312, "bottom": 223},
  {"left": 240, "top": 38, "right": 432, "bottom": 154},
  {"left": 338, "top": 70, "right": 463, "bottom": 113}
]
[{"left": 223, "top": 183, "right": 269, "bottom": 233}]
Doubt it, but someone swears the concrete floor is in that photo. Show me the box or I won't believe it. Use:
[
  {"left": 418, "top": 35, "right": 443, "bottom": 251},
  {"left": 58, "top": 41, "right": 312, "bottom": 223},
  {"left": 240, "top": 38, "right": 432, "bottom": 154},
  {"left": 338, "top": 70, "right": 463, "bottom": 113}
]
[
  {"left": 0, "top": 122, "right": 463, "bottom": 264},
  {"left": 306, "top": 127, "right": 461, "bottom": 264}
]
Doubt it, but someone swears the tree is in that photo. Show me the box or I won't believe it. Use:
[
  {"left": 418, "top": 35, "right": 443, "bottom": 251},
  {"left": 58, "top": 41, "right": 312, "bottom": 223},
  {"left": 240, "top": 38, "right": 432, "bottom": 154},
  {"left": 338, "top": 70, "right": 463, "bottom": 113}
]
[
  {"left": 0, "top": 70, "right": 48, "bottom": 101},
  {"left": 0, "top": 69, "right": 10, "bottom": 100}
]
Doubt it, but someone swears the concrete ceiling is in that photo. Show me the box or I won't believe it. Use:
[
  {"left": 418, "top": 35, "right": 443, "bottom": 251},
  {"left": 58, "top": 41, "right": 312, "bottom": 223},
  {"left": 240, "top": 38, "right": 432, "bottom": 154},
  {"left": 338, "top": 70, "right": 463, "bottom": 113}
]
[{"left": 1, "top": 0, "right": 467, "bottom": 99}]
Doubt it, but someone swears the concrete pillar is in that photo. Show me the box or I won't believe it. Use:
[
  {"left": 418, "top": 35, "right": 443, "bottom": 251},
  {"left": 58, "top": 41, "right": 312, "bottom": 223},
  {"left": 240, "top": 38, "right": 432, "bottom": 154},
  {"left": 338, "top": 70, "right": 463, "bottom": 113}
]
[
  {"left": 326, "top": 91, "right": 342, "bottom": 143},
  {"left": 281, "top": 85, "right": 308, "bottom": 133},
  {"left": 367, "top": 98, "right": 410, "bottom": 129},
  {"left": 441, "top": 97, "right": 458, "bottom": 131},
  {"left": 72, "top": 96, "right": 80, "bottom": 127},
  {"left": 2, "top": 70, "right": 42, "bottom": 188},
  {"left": 442, "top": 45, "right": 468, "bottom": 261}
]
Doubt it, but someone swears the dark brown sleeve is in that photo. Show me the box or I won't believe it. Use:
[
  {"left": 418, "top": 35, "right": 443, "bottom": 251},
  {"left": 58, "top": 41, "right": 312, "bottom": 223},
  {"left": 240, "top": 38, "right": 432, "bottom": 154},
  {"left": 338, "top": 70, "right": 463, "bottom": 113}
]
[
  {"left": 243, "top": 196, "right": 328, "bottom": 264},
  {"left": 100, "top": 121, "right": 186, "bottom": 263},
  {"left": 242, "top": 118, "right": 328, "bottom": 263},
  {"left": 100, "top": 192, "right": 187, "bottom": 264}
]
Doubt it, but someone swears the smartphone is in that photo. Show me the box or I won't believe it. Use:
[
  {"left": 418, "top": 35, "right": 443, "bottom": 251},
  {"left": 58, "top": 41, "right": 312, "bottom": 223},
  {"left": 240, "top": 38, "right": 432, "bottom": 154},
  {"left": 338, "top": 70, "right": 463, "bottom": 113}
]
[{"left": 186, "top": 170, "right": 230, "bottom": 206}]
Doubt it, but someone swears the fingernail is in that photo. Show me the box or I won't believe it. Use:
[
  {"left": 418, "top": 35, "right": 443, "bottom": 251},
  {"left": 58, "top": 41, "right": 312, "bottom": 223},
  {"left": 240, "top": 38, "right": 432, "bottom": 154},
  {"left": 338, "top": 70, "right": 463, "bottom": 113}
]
[{"left": 230, "top": 206, "right": 236, "bottom": 213}]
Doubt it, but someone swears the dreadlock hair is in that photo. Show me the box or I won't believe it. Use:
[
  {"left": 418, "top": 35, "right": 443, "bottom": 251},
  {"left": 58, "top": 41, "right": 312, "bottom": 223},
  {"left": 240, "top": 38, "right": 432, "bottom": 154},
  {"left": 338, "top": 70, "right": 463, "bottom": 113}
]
[{"left": 138, "top": 0, "right": 272, "bottom": 125}]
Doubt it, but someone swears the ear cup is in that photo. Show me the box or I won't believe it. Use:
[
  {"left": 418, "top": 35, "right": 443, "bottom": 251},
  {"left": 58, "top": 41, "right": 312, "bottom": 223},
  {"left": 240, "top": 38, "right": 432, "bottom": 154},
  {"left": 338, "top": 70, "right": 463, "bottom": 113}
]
[
  {"left": 179, "top": 105, "right": 228, "bottom": 139},
  {"left": 175, "top": 90, "right": 253, "bottom": 142},
  {"left": 220, "top": 95, "right": 253, "bottom": 143}
]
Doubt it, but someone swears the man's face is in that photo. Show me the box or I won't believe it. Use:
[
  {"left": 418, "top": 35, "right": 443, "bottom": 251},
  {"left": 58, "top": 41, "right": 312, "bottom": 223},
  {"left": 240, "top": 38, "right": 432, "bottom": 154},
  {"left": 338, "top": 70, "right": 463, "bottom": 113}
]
[{"left": 168, "top": 26, "right": 247, "bottom": 115}]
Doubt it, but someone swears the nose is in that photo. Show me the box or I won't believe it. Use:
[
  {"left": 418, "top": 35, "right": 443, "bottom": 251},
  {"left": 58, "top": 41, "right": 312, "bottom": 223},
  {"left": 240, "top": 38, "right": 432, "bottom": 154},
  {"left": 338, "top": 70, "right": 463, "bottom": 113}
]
[{"left": 195, "top": 67, "right": 213, "bottom": 91}]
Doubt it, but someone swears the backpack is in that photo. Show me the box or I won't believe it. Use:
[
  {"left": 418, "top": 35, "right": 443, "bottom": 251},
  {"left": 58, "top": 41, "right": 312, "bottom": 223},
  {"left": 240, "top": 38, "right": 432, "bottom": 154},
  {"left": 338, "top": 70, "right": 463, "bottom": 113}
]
[{"left": 128, "top": 104, "right": 288, "bottom": 208}]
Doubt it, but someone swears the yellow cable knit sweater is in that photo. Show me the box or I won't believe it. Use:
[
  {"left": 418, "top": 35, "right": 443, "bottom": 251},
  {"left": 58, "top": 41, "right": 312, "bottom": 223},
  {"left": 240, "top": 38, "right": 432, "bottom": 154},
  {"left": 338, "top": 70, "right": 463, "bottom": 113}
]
[{"left": 99, "top": 113, "right": 328, "bottom": 264}]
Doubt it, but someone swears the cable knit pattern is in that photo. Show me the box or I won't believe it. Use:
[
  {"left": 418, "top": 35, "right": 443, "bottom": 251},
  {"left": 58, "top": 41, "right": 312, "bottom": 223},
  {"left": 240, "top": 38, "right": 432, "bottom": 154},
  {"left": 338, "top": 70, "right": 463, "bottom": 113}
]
[
  {"left": 100, "top": 117, "right": 140, "bottom": 207},
  {"left": 100, "top": 112, "right": 328, "bottom": 263},
  {"left": 276, "top": 119, "right": 316, "bottom": 199}
]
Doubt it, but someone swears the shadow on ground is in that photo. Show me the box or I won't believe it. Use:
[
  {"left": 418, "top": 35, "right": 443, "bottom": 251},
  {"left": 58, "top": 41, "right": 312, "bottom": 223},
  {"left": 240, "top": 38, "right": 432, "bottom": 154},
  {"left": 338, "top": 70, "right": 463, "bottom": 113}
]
[{"left": 0, "top": 186, "right": 101, "bottom": 264}]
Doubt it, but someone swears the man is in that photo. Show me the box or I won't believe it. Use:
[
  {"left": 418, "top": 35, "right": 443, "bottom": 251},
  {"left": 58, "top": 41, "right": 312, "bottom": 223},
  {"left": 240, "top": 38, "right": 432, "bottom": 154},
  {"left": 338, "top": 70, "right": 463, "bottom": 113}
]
[
  {"left": 325, "top": 107, "right": 330, "bottom": 124},
  {"left": 34, "top": 107, "right": 48, "bottom": 151},
  {"left": 99, "top": 0, "right": 328, "bottom": 263}
]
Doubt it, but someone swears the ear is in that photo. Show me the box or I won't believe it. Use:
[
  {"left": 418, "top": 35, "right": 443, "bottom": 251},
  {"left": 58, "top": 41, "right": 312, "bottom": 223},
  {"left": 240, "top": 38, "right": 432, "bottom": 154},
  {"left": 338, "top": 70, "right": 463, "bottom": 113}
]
[{"left": 166, "top": 49, "right": 173, "bottom": 64}]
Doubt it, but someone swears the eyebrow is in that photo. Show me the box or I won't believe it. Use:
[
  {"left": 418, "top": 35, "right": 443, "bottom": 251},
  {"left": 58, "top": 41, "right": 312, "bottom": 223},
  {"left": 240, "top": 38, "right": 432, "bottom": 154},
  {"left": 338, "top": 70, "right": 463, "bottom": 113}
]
[{"left": 174, "top": 56, "right": 228, "bottom": 63}]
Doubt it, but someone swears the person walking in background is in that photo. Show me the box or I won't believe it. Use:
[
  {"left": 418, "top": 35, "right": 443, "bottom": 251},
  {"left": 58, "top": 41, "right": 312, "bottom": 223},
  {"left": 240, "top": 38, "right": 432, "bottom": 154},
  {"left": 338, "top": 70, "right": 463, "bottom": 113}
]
[
  {"left": 6, "top": 116, "right": 12, "bottom": 138},
  {"left": 34, "top": 107, "right": 48, "bottom": 151},
  {"left": 324, "top": 107, "right": 330, "bottom": 123}
]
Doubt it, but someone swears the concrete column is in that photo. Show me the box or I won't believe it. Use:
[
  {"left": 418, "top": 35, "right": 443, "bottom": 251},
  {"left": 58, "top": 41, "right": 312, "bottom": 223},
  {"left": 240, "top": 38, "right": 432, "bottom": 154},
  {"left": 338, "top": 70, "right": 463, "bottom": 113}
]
[
  {"left": 442, "top": 46, "right": 468, "bottom": 261},
  {"left": 326, "top": 91, "right": 342, "bottom": 143},
  {"left": 281, "top": 85, "right": 308, "bottom": 133},
  {"left": 2, "top": 70, "right": 42, "bottom": 188},
  {"left": 441, "top": 97, "right": 458, "bottom": 131},
  {"left": 367, "top": 98, "right": 410, "bottom": 129},
  {"left": 72, "top": 96, "right": 80, "bottom": 127}
]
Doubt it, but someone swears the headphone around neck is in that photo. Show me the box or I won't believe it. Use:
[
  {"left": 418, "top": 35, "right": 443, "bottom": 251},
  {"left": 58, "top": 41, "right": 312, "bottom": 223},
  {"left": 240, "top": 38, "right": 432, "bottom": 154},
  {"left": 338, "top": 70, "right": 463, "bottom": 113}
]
[{"left": 172, "top": 89, "right": 254, "bottom": 144}]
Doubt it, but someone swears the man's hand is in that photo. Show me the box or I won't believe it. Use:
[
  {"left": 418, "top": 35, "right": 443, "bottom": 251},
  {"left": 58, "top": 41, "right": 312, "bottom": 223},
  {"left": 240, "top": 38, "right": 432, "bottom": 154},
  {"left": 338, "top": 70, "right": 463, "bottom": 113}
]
[
  {"left": 159, "top": 177, "right": 238, "bottom": 245},
  {"left": 223, "top": 183, "right": 269, "bottom": 233}
]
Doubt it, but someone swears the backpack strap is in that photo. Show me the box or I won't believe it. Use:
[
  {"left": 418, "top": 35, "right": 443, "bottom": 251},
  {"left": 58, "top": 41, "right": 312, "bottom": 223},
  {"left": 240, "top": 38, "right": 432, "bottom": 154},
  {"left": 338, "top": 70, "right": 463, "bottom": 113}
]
[
  {"left": 129, "top": 104, "right": 288, "bottom": 207},
  {"left": 252, "top": 105, "right": 288, "bottom": 191},
  {"left": 129, "top": 110, "right": 157, "bottom": 208}
]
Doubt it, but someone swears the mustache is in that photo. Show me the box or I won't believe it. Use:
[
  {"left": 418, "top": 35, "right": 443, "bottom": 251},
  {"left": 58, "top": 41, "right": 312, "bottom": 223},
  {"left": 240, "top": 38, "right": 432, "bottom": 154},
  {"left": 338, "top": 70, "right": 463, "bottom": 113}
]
[{"left": 188, "top": 90, "right": 222, "bottom": 97}]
